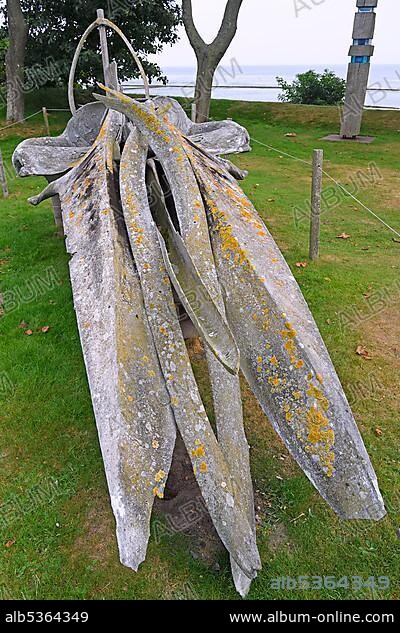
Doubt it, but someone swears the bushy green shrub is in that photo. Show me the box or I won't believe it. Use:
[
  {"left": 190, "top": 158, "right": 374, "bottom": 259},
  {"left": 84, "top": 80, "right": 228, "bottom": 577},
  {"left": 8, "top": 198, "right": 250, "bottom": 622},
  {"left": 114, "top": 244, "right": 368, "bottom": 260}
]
[{"left": 277, "top": 69, "right": 346, "bottom": 106}]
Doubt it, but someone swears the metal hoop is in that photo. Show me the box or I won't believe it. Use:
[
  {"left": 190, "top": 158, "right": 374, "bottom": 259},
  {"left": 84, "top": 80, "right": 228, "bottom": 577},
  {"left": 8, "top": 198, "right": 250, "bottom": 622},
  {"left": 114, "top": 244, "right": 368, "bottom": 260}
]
[{"left": 68, "top": 17, "right": 150, "bottom": 114}]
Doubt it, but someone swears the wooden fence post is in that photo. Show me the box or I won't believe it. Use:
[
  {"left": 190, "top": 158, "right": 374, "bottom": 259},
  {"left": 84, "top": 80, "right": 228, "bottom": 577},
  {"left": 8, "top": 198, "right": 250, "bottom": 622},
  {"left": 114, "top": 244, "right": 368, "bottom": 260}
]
[
  {"left": 309, "top": 149, "right": 323, "bottom": 261},
  {"left": 0, "top": 150, "right": 9, "bottom": 198},
  {"left": 42, "top": 107, "right": 50, "bottom": 136}
]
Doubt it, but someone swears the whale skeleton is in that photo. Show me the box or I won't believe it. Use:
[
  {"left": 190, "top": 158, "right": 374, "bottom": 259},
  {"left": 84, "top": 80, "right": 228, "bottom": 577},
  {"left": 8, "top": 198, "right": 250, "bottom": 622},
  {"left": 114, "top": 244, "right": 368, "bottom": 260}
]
[{"left": 13, "top": 80, "right": 386, "bottom": 597}]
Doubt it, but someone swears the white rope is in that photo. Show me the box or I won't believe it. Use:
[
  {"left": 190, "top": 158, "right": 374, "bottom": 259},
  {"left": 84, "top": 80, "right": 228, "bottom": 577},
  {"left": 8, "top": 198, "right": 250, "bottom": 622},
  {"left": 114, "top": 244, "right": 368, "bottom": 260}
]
[
  {"left": 251, "top": 136, "right": 400, "bottom": 240},
  {"left": 0, "top": 110, "right": 43, "bottom": 133}
]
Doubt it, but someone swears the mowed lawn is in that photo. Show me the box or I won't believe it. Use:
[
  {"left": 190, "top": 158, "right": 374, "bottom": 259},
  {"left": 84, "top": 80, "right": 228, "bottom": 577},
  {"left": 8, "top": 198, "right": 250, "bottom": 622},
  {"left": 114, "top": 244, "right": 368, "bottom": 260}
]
[{"left": 0, "top": 94, "right": 399, "bottom": 600}]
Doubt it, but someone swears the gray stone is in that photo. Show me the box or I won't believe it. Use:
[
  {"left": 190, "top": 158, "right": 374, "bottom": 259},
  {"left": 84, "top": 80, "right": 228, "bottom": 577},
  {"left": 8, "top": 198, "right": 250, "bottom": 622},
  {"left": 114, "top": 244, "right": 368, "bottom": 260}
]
[
  {"left": 322, "top": 134, "right": 375, "bottom": 144},
  {"left": 341, "top": 63, "right": 371, "bottom": 138}
]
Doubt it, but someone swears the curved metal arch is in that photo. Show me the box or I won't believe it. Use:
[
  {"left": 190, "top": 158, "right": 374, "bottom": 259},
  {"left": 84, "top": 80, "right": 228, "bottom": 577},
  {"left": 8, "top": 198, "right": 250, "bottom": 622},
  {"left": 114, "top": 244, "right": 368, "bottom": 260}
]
[{"left": 68, "top": 17, "right": 150, "bottom": 114}]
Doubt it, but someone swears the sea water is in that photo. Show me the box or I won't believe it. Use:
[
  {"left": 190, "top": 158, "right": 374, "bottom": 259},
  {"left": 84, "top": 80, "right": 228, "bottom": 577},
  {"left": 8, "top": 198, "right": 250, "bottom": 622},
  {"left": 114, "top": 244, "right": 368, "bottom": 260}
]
[{"left": 124, "top": 64, "right": 400, "bottom": 109}]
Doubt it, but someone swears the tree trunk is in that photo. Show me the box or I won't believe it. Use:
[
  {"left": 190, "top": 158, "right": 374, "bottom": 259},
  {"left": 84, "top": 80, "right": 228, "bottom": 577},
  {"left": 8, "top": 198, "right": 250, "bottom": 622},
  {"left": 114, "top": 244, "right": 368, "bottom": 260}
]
[
  {"left": 183, "top": 0, "right": 243, "bottom": 123},
  {"left": 194, "top": 53, "right": 217, "bottom": 123},
  {"left": 6, "top": 0, "right": 28, "bottom": 122}
]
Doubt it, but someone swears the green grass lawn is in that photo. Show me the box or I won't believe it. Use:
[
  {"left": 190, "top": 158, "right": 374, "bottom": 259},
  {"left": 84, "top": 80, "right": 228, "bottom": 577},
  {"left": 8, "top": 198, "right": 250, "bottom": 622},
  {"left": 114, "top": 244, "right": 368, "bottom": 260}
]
[{"left": 0, "top": 93, "right": 399, "bottom": 600}]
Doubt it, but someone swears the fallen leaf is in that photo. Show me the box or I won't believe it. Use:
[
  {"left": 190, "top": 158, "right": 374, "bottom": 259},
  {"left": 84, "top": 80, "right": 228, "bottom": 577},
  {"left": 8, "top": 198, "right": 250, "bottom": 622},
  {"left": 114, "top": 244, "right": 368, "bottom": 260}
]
[
  {"left": 393, "top": 238, "right": 400, "bottom": 244},
  {"left": 296, "top": 262, "right": 308, "bottom": 268},
  {"left": 285, "top": 132, "right": 297, "bottom": 138},
  {"left": 375, "top": 428, "right": 383, "bottom": 437},
  {"left": 18, "top": 321, "right": 28, "bottom": 329},
  {"left": 24, "top": 329, "right": 33, "bottom": 336},
  {"left": 5, "top": 539, "right": 15, "bottom": 548},
  {"left": 268, "top": 198, "right": 275, "bottom": 203},
  {"left": 337, "top": 233, "right": 351, "bottom": 240},
  {"left": 40, "top": 326, "right": 50, "bottom": 333},
  {"left": 361, "top": 246, "right": 370, "bottom": 251},
  {"left": 356, "top": 345, "right": 373, "bottom": 360}
]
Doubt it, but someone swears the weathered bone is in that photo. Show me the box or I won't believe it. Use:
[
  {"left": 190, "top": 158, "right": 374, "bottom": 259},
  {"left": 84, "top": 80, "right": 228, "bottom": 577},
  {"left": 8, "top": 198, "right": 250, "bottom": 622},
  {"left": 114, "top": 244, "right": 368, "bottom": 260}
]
[
  {"left": 152, "top": 95, "right": 251, "bottom": 156},
  {"left": 28, "top": 110, "right": 178, "bottom": 570},
  {"left": 94, "top": 88, "right": 386, "bottom": 522},
  {"left": 96, "top": 88, "right": 261, "bottom": 593},
  {"left": 145, "top": 154, "right": 255, "bottom": 594},
  {"left": 156, "top": 214, "right": 240, "bottom": 375},
  {"left": 119, "top": 126, "right": 261, "bottom": 579},
  {"left": 13, "top": 102, "right": 106, "bottom": 178},
  {"left": 14, "top": 43, "right": 387, "bottom": 597},
  {"left": 185, "top": 141, "right": 386, "bottom": 522}
]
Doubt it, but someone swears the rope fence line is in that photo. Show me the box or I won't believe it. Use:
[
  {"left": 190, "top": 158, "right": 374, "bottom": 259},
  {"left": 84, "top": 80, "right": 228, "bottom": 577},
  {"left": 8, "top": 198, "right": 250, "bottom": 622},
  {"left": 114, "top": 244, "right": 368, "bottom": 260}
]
[
  {"left": 0, "top": 110, "right": 43, "bottom": 132},
  {"left": 250, "top": 137, "right": 400, "bottom": 240},
  {"left": 1, "top": 104, "right": 398, "bottom": 239},
  {"left": 123, "top": 84, "right": 400, "bottom": 93},
  {"left": 0, "top": 108, "right": 70, "bottom": 134}
]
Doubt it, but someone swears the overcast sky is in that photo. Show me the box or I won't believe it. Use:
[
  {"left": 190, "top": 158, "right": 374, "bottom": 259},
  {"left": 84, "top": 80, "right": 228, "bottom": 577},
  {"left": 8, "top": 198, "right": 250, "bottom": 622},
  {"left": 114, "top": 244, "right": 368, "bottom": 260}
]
[{"left": 149, "top": 0, "right": 398, "bottom": 67}]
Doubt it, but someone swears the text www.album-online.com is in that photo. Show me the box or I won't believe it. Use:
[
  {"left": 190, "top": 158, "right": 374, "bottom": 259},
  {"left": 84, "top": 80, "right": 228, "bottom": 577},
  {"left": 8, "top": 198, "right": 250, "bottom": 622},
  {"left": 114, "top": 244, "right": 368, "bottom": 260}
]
[{"left": 229, "top": 612, "right": 395, "bottom": 624}]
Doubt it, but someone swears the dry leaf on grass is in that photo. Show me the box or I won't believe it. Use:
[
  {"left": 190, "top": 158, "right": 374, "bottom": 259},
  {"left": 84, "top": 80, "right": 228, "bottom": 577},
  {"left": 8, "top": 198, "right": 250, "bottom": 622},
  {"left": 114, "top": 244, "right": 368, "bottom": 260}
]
[
  {"left": 296, "top": 262, "right": 308, "bottom": 268},
  {"left": 337, "top": 233, "right": 351, "bottom": 240},
  {"left": 375, "top": 428, "right": 383, "bottom": 437},
  {"left": 40, "top": 326, "right": 50, "bottom": 333},
  {"left": 356, "top": 345, "right": 373, "bottom": 360},
  {"left": 24, "top": 329, "right": 33, "bottom": 336},
  {"left": 5, "top": 539, "right": 15, "bottom": 548}
]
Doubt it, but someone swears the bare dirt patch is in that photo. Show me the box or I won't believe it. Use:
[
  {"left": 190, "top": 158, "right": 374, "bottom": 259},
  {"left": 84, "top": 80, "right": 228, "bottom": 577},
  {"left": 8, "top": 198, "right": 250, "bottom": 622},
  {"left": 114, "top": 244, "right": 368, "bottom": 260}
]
[
  {"left": 71, "top": 490, "right": 116, "bottom": 566},
  {"left": 361, "top": 306, "right": 400, "bottom": 366},
  {"left": 268, "top": 522, "right": 293, "bottom": 554},
  {"left": 155, "top": 433, "right": 225, "bottom": 569}
]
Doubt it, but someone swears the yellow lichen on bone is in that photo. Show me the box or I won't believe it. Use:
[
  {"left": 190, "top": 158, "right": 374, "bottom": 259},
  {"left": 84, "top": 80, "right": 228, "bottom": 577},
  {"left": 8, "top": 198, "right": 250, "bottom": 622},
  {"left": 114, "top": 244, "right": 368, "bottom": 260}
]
[
  {"left": 155, "top": 470, "right": 166, "bottom": 483},
  {"left": 191, "top": 444, "right": 205, "bottom": 459},
  {"left": 307, "top": 384, "right": 330, "bottom": 412},
  {"left": 305, "top": 407, "right": 335, "bottom": 477}
]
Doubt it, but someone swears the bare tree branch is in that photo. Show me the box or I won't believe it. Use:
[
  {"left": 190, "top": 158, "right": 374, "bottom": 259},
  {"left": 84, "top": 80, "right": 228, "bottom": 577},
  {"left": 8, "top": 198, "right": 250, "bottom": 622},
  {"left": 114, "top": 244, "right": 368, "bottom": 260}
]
[
  {"left": 182, "top": 0, "right": 244, "bottom": 122},
  {"left": 182, "top": 0, "right": 206, "bottom": 56},
  {"left": 210, "top": 0, "right": 244, "bottom": 64}
]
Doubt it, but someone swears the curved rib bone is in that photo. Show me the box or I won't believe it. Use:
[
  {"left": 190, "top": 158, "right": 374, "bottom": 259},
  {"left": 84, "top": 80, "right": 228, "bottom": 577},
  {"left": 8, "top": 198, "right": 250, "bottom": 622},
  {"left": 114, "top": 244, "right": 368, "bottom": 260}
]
[
  {"left": 28, "top": 110, "right": 177, "bottom": 570},
  {"left": 186, "top": 141, "right": 386, "bottom": 522},
  {"left": 119, "top": 126, "right": 261, "bottom": 581},
  {"left": 97, "top": 87, "right": 261, "bottom": 593},
  {"left": 156, "top": 214, "right": 240, "bottom": 375}
]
